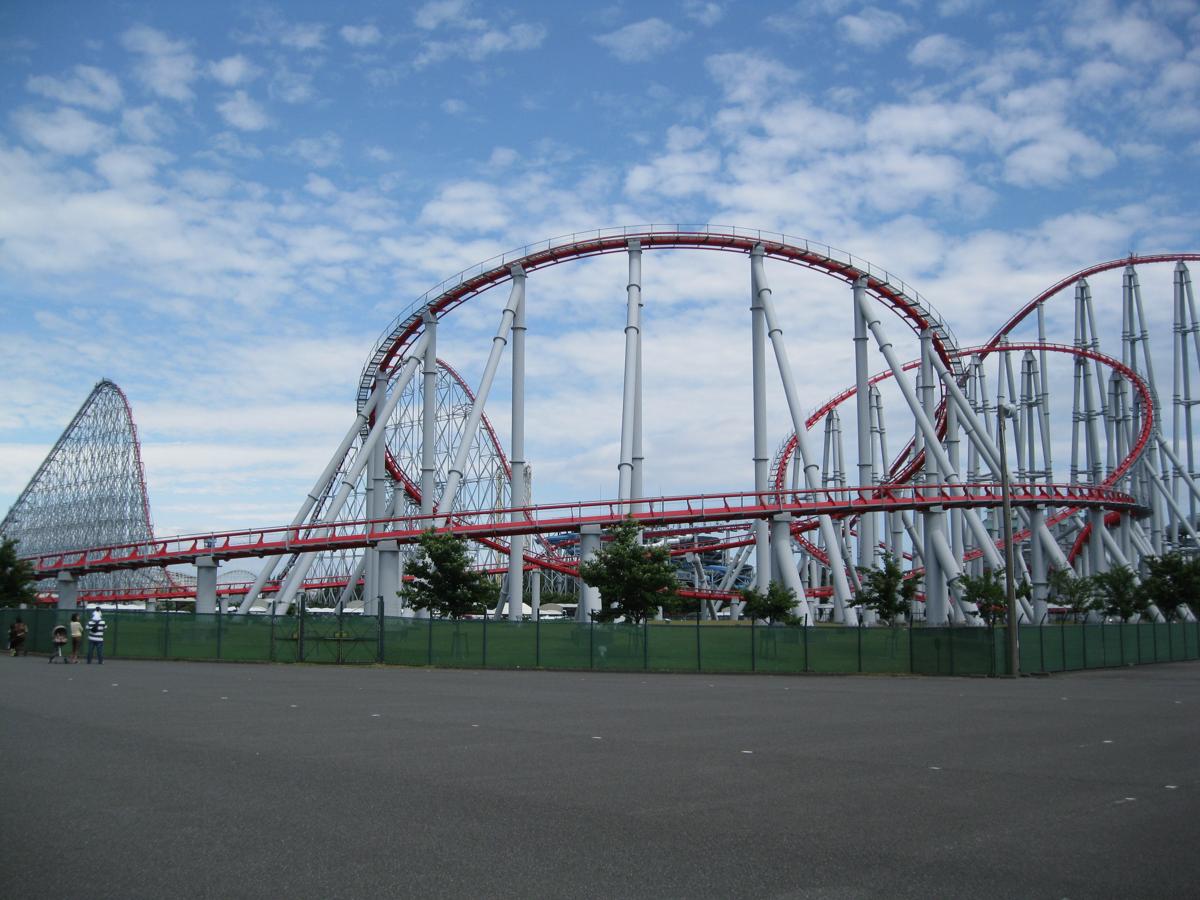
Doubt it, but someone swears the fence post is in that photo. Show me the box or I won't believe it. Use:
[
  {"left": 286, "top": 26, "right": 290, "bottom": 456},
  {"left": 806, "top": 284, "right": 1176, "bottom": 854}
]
[
  {"left": 643, "top": 618, "right": 649, "bottom": 670},
  {"left": 427, "top": 614, "right": 433, "bottom": 665},
  {"left": 1082, "top": 622, "right": 1088, "bottom": 669},
  {"left": 751, "top": 618, "right": 756, "bottom": 672},
  {"left": 1118, "top": 621, "right": 1124, "bottom": 665},
  {"left": 803, "top": 620, "right": 809, "bottom": 673},
  {"left": 216, "top": 604, "right": 223, "bottom": 660},
  {"left": 589, "top": 617, "right": 595, "bottom": 669},
  {"left": 163, "top": 609, "right": 171, "bottom": 659},
  {"left": 535, "top": 612, "right": 541, "bottom": 668},
  {"left": 908, "top": 622, "right": 914, "bottom": 674},
  {"left": 269, "top": 605, "right": 276, "bottom": 663},
  {"left": 857, "top": 619, "right": 863, "bottom": 673},
  {"left": 377, "top": 600, "right": 384, "bottom": 664},
  {"left": 298, "top": 598, "right": 306, "bottom": 663},
  {"left": 1060, "top": 620, "right": 1066, "bottom": 671},
  {"left": 482, "top": 609, "right": 488, "bottom": 668},
  {"left": 1168, "top": 619, "right": 1174, "bottom": 660},
  {"left": 695, "top": 600, "right": 701, "bottom": 672},
  {"left": 1039, "top": 621, "right": 1045, "bottom": 673}
]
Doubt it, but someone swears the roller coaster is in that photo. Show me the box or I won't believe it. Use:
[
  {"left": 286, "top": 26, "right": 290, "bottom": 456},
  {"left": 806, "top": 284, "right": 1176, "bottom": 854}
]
[{"left": 5, "top": 225, "right": 1200, "bottom": 630}]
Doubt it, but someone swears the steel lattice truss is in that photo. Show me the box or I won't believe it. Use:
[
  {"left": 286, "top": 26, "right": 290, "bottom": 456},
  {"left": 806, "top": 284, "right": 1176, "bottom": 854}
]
[
  {"left": 277, "top": 360, "right": 514, "bottom": 607},
  {"left": 1, "top": 380, "right": 168, "bottom": 593}
]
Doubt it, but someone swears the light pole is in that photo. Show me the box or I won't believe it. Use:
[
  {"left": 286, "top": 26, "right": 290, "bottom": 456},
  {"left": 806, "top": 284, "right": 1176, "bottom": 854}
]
[{"left": 998, "top": 403, "right": 1019, "bottom": 677}]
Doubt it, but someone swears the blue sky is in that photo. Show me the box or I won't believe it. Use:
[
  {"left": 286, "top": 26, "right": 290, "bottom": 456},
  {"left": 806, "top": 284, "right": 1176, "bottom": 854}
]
[{"left": 1, "top": 0, "right": 1198, "bottom": 538}]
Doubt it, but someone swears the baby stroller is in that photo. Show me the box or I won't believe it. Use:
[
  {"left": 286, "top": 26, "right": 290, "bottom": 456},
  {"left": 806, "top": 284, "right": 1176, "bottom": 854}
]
[{"left": 49, "top": 625, "right": 69, "bottom": 663}]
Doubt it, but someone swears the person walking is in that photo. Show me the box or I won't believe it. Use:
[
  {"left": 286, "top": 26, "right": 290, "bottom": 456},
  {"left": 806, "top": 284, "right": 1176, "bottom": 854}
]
[
  {"left": 86, "top": 610, "right": 106, "bottom": 664},
  {"left": 49, "top": 624, "right": 68, "bottom": 663},
  {"left": 69, "top": 613, "right": 83, "bottom": 663},
  {"left": 9, "top": 617, "right": 28, "bottom": 656}
]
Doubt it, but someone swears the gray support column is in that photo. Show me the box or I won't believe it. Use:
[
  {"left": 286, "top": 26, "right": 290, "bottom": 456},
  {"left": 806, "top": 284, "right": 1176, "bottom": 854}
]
[
  {"left": 438, "top": 266, "right": 525, "bottom": 522},
  {"left": 378, "top": 540, "right": 401, "bottom": 617},
  {"left": 364, "top": 369, "right": 388, "bottom": 612},
  {"left": 421, "top": 311, "right": 438, "bottom": 516},
  {"left": 506, "top": 278, "right": 528, "bottom": 621},
  {"left": 852, "top": 276, "right": 875, "bottom": 570},
  {"left": 618, "top": 240, "right": 642, "bottom": 507},
  {"left": 196, "top": 556, "right": 218, "bottom": 615},
  {"left": 920, "top": 330, "right": 948, "bottom": 624},
  {"left": 771, "top": 513, "right": 812, "bottom": 624},
  {"left": 578, "top": 524, "right": 602, "bottom": 621},
  {"left": 751, "top": 246, "right": 856, "bottom": 623},
  {"left": 750, "top": 254, "right": 772, "bottom": 589},
  {"left": 55, "top": 571, "right": 78, "bottom": 610}
]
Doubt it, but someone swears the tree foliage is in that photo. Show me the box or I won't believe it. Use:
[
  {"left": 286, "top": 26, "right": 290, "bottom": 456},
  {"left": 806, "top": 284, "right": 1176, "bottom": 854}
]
[
  {"left": 1092, "top": 566, "right": 1148, "bottom": 622},
  {"left": 399, "top": 530, "right": 495, "bottom": 619},
  {"left": 854, "top": 552, "right": 916, "bottom": 625},
  {"left": 958, "top": 569, "right": 1009, "bottom": 626},
  {"left": 1048, "top": 568, "right": 1096, "bottom": 622},
  {"left": 577, "top": 518, "right": 677, "bottom": 624},
  {"left": 739, "top": 581, "right": 799, "bottom": 625},
  {"left": 1139, "top": 552, "right": 1200, "bottom": 620},
  {"left": 0, "top": 538, "right": 37, "bottom": 608}
]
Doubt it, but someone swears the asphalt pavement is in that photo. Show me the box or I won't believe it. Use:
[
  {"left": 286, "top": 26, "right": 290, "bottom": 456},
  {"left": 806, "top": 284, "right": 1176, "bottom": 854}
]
[{"left": 2, "top": 656, "right": 1197, "bottom": 899}]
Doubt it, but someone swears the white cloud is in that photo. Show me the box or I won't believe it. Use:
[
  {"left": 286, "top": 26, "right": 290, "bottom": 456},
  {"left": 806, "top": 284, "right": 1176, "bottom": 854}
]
[
  {"left": 415, "top": 1, "right": 485, "bottom": 31},
  {"left": 441, "top": 98, "right": 467, "bottom": 115},
  {"left": 1003, "top": 129, "right": 1117, "bottom": 187},
  {"left": 12, "top": 106, "right": 111, "bottom": 155},
  {"left": 121, "top": 104, "right": 173, "bottom": 143},
  {"left": 305, "top": 173, "right": 336, "bottom": 197},
  {"left": 595, "top": 19, "right": 686, "bottom": 63},
  {"left": 415, "top": 23, "right": 546, "bottom": 67},
  {"left": 419, "top": 180, "right": 508, "bottom": 231},
  {"left": 217, "top": 91, "right": 270, "bottom": 131},
  {"left": 288, "top": 133, "right": 342, "bottom": 167},
  {"left": 121, "top": 25, "right": 198, "bottom": 102},
  {"left": 365, "top": 146, "right": 393, "bottom": 163},
  {"left": 908, "top": 34, "right": 969, "bottom": 69},
  {"left": 280, "top": 23, "right": 326, "bottom": 51},
  {"left": 209, "top": 55, "right": 261, "bottom": 87},
  {"left": 95, "top": 146, "right": 173, "bottom": 185},
  {"left": 27, "top": 65, "right": 123, "bottom": 111},
  {"left": 340, "top": 24, "right": 382, "bottom": 46},
  {"left": 488, "top": 147, "right": 518, "bottom": 168},
  {"left": 269, "top": 68, "right": 315, "bottom": 104},
  {"left": 683, "top": 1, "right": 725, "bottom": 27},
  {"left": 837, "top": 7, "right": 911, "bottom": 48},
  {"left": 1066, "top": 0, "right": 1184, "bottom": 61},
  {"left": 704, "top": 53, "right": 800, "bottom": 106}
]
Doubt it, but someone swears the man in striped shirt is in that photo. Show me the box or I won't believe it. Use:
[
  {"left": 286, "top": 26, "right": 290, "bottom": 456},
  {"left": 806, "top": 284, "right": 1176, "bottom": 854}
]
[{"left": 86, "top": 610, "right": 106, "bottom": 664}]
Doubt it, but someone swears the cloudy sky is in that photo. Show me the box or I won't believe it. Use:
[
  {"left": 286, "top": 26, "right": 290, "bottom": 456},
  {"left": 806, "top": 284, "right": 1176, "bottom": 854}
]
[{"left": 1, "top": 0, "right": 1198, "bottom": 539}]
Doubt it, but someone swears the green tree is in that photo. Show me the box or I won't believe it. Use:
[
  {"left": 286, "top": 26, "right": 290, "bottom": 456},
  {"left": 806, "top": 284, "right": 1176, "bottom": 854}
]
[
  {"left": 1092, "top": 566, "right": 1148, "bottom": 622},
  {"left": 739, "top": 581, "right": 799, "bottom": 625},
  {"left": 0, "top": 537, "right": 38, "bottom": 608},
  {"left": 1048, "top": 568, "right": 1096, "bottom": 622},
  {"left": 854, "top": 552, "right": 916, "bottom": 625},
  {"left": 577, "top": 518, "right": 677, "bottom": 624},
  {"left": 400, "top": 530, "right": 494, "bottom": 619},
  {"left": 1139, "top": 552, "right": 1200, "bottom": 621},
  {"left": 958, "top": 569, "right": 1009, "bottom": 626}
]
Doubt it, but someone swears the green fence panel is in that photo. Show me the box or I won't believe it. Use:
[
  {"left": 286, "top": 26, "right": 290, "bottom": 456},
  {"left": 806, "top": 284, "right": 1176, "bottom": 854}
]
[
  {"left": 1153, "top": 623, "right": 1171, "bottom": 662},
  {"left": 1169, "top": 623, "right": 1185, "bottom": 661},
  {"left": 219, "top": 616, "right": 273, "bottom": 661},
  {"left": 753, "top": 626, "right": 806, "bottom": 674},
  {"left": 910, "top": 628, "right": 952, "bottom": 675},
  {"left": 168, "top": 614, "right": 221, "bottom": 660},
  {"left": 1101, "top": 624, "right": 1121, "bottom": 667},
  {"left": 807, "top": 627, "right": 860, "bottom": 674},
  {"left": 592, "top": 623, "right": 646, "bottom": 670},
  {"left": 859, "top": 627, "right": 910, "bottom": 674},
  {"left": 110, "top": 612, "right": 165, "bottom": 659},
  {"left": 1120, "top": 624, "right": 1139, "bottom": 666},
  {"left": 952, "top": 628, "right": 996, "bottom": 676},
  {"left": 380, "top": 617, "right": 431, "bottom": 666},
  {"left": 698, "top": 624, "right": 754, "bottom": 673},
  {"left": 537, "top": 622, "right": 592, "bottom": 669},
  {"left": 647, "top": 624, "right": 699, "bottom": 672},
  {"left": 485, "top": 620, "right": 538, "bottom": 669},
  {"left": 430, "top": 620, "right": 484, "bottom": 667},
  {"left": 992, "top": 627, "right": 1008, "bottom": 677},
  {"left": 1042, "top": 624, "right": 1066, "bottom": 672},
  {"left": 271, "top": 616, "right": 301, "bottom": 663},
  {"left": 1018, "top": 626, "right": 1043, "bottom": 673},
  {"left": 1187, "top": 621, "right": 1200, "bottom": 661},
  {"left": 1137, "top": 624, "right": 1155, "bottom": 665},
  {"left": 1082, "top": 625, "right": 1103, "bottom": 668}
]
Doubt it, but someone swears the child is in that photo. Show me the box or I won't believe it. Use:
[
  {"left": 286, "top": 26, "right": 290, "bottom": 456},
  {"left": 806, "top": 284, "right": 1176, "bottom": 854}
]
[
  {"left": 9, "top": 618, "right": 28, "bottom": 656},
  {"left": 49, "top": 625, "right": 68, "bottom": 663}
]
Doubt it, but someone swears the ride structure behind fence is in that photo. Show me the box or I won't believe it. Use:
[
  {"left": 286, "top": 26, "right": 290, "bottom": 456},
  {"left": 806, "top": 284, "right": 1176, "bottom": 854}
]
[{"left": 4, "top": 608, "right": 1196, "bottom": 677}]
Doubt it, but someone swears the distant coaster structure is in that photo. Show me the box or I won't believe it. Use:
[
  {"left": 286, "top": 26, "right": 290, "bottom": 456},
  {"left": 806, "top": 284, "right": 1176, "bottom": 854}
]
[{"left": 9, "top": 225, "right": 1200, "bottom": 628}]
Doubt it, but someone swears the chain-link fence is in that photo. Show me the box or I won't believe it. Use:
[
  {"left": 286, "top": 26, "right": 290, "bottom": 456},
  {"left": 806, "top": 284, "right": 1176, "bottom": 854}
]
[{"left": 4, "top": 607, "right": 1198, "bottom": 676}]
